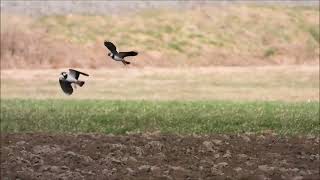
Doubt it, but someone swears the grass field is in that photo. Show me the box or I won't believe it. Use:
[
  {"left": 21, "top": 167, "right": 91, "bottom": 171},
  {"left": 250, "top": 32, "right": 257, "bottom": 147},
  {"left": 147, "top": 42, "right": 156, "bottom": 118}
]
[
  {"left": 1, "top": 99, "right": 319, "bottom": 135},
  {"left": 1, "top": 66, "right": 318, "bottom": 135}
]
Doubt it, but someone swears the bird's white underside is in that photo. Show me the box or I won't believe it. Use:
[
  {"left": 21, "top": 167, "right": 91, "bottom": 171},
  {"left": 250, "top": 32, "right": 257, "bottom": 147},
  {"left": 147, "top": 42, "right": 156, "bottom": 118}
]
[
  {"left": 66, "top": 75, "right": 78, "bottom": 83},
  {"left": 113, "top": 56, "right": 124, "bottom": 61}
]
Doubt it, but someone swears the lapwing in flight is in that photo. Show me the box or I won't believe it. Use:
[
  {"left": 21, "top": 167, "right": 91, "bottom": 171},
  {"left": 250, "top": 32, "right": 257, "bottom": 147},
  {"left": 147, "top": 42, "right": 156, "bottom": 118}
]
[
  {"left": 104, "top": 41, "right": 138, "bottom": 65},
  {"left": 59, "top": 69, "right": 89, "bottom": 95}
]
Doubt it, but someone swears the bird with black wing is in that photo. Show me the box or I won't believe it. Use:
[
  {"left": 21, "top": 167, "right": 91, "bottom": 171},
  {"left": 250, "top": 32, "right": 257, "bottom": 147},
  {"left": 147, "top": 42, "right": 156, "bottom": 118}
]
[
  {"left": 59, "top": 69, "right": 89, "bottom": 95},
  {"left": 104, "top": 41, "right": 138, "bottom": 65}
]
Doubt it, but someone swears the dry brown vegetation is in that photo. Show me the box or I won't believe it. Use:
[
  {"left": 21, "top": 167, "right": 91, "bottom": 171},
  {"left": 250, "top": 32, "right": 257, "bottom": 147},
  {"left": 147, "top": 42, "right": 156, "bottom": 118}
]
[
  {"left": 1, "top": 66, "right": 318, "bottom": 101},
  {"left": 1, "top": 5, "right": 319, "bottom": 69}
]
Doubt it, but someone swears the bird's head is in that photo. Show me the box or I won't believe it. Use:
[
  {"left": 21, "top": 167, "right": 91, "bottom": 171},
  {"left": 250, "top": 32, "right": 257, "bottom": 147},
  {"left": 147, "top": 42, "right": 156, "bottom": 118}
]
[
  {"left": 107, "top": 52, "right": 112, "bottom": 57},
  {"left": 60, "top": 72, "right": 67, "bottom": 79}
]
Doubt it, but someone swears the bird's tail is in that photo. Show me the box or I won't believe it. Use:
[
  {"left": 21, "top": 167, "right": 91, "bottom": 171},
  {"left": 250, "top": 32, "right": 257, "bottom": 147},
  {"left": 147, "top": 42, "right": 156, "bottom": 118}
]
[
  {"left": 77, "top": 81, "right": 85, "bottom": 87},
  {"left": 122, "top": 60, "right": 130, "bottom": 65}
]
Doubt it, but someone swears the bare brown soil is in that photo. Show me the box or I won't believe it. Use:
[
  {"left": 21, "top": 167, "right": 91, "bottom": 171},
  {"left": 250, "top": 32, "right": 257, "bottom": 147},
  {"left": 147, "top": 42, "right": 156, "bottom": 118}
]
[{"left": 1, "top": 133, "right": 319, "bottom": 179}]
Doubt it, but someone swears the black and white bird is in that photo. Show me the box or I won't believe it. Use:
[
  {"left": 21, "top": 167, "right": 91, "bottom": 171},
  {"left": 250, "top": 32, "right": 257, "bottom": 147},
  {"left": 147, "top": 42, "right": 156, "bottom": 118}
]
[
  {"left": 59, "top": 69, "right": 89, "bottom": 95},
  {"left": 104, "top": 41, "right": 138, "bottom": 65}
]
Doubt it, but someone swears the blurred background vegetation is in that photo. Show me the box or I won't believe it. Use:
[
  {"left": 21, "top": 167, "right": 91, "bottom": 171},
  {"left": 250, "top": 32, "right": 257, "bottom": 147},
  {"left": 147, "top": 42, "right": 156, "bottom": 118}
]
[{"left": 1, "top": 1, "right": 319, "bottom": 68}]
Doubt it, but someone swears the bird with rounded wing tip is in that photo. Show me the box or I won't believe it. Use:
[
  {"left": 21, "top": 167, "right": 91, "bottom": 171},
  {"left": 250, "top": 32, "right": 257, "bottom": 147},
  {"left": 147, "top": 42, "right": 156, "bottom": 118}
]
[
  {"left": 59, "top": 69, "right": 89, "bottom": 95},
  {"left": 104, "top": 41, "right": 138, "bottom": 65}
]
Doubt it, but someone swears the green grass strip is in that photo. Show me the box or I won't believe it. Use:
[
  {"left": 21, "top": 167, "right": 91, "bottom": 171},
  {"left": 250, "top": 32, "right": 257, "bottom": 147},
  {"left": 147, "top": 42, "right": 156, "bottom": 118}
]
[{"left": 1, "top": 99, "right": 319, "bottom": 135}]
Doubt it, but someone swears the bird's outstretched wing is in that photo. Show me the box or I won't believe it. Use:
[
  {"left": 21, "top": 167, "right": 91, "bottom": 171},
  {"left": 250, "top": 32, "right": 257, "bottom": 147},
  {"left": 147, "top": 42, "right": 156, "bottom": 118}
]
[
  {"left": 104, "top": 41, "right": 118, "bottom": 54},
  {"left": 118, "top": 51, "right": 138, "bottom": 58},
  {"left": 69, "top": 69, "right": 89, "bottom": 80},
  {"left": 59, "top": 79, "right": 73, "bottom": 95}
]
